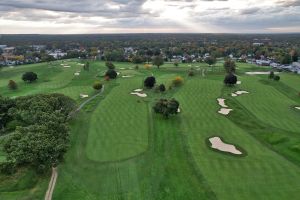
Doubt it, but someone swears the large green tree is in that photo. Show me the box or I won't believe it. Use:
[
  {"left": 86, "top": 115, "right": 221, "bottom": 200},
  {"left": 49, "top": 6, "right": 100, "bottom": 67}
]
[{"left": 152, "top": 55, "right": 164, "bottom": 69}]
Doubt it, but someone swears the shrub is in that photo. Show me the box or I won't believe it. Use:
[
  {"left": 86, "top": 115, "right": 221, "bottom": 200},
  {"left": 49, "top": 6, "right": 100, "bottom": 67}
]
[
  {"left": 269, "top": 71, "right": 275, "bottom": 79},
  {"left": 105, "top": 61, "right": 115, "bottom": 69},
  {"left": 172, "top": 76, "right": 184, "bottom": 87},
  {"left": 224, "top": 73, "right": 237, "bottom": 86},
  {"left": 158, "top": 84, "right": 166, "bottom": 92},
  {"left": 105, "top": 69, "right": 117, "bottom": 79},
  {"left": 174, "top": 61, "right": 179, "bottom": 67},
  {"left": 8, "top": 80, "right": 18, "bottom": 90},
  {"left": 274, "top": 75, "right": 280, "bottom": 81},
  {"left": 22, "top": 72, "right": 38, "bottom": 83},
  {"left": 93, "top": 81, "right": 103, "bottom": 90},
  {"left": 135, "top": 65, "right": 139, "bottom": 70},
  {"left": 144, "top": 76, "right": 156, "bottom": 88},
  {"left": 188, "top": 70, "right": 195, "bottom": 77}
]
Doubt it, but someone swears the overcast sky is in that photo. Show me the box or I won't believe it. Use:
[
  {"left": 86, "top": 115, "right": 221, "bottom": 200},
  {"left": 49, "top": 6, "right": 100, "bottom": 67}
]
[{"left": 0, "top": 0, "right": 299, "bottom": 34}]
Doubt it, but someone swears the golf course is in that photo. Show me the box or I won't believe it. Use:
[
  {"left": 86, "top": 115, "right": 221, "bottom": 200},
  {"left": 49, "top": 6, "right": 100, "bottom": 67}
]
[{"left": 1, "top": 59, "right": 300, "bottom": 200}]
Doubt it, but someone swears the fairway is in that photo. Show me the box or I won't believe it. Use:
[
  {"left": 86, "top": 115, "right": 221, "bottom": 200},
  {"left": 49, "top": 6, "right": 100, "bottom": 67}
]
[{"left": 1, "top": 60, "right": 300, "bottom": 200}]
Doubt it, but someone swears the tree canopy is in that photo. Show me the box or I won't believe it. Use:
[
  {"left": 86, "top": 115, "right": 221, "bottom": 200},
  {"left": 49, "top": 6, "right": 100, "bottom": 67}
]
[
  {"left": 152, "top": 55, "right": 164, "bottom": 68},
  {"left": 224, "top": 73, "right": 237, "bottom": 86},
  {"left": 224, "top": 59, "right": 236, "bottom": 74},
  {"left": 153, "top": 98, "right": 180, "bottom": 118},
  {"left": 144, "top": 76, "right": 156, "bottom": 88},
  {"left": 22, "top": 72, "right": 38, "bottom": 83},
  {"left": 105, "top": 69, "right": 117, "bottom": 79},
  {"left": 0, "top": 94, "right": 76, "bottom": 174}
]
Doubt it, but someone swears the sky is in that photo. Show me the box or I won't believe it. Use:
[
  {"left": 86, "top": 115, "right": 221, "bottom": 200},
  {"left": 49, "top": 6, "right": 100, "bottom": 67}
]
[{"left": 0, "top": 0, "right": 299, "bottom": 34}]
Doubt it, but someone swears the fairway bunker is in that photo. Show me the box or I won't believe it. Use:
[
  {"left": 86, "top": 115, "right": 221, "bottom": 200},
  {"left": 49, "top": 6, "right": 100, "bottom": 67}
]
[
  {"left": 237, "top": 81, "right": 241, "bottom": 85},
  {"left": 245, "top": 71, "right": 279, "bottom": 75},
  {"left": 217, "top": 98, "right": 228, "bottom": 108},
  {"left": 295, "top": 107, "right": 300, "bottom": 110},
  {"left": 74, "top": 73, "right": 80, "bottom": 76},
  {"left": 80, "top": 94, "right": 89, "bottom": 98},
  {"left": 122, "top": 75, "right": 133, "bottom": 78},
  {"left": 133, "top": 89, "right": 143, "bottom": 92},
  {"left": 218, "top": 108, "right": 233, "bottom": 115},
  {"left": 130, "top": 92, "right": 147, "bottom": 98},
  {"left": 231, "top": 90, "right": 249, "bottom": 97},
  {"left": 209, "top": 137, "right": 242, "bottom": 155},
  {"left": 177, "top": 108, "right": 181, "bottom": 113}
]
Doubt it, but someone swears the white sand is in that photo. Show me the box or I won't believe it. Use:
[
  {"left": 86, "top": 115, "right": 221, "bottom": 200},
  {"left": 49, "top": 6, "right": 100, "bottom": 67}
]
[
  {"left": 130, "top": 92, "right": 147, "bottom": 98},
  {"left": 218, "top": 108, "right": 233, "bottom": 115},
  {"left": 120, "top": 67, "right": 126, "bottom": 70},
  {"left": 235, "top": 91, "right": 249, "bottom": 95},
  {"left": 209, "top": 137, "right": 242, "bottom": 155},
  {"left": 177, "top": 108, "right": 181, "bottom": 113},
  {"left": 64, "top": 66, "right": 71, "bottom": 68},
  {"left": 295, "top": 107, "right": 300, "bottom": 110},
  {"left": 237, "top": 81, "right": 241, "bottom": 85},
  {"left": 231, "top": 93, "right": 238, "bottom": 97},
  {"left": 80, "top": 94, "right": 89, "bottom": 98},
  {"left": 74, "top": 73, "right": 80, "bottom": 76},
  {"left": 217, "top": 98, "right": 228, "bottom": 108},
  {"left": 122, "top": 75, "right": 133, "bottom": 78},
  {"left": 134, "top": 89, "right": 143, "bottom": 92},
  {"left": 245, "top": 71, "right": 279, "bottom": 75},
  {"left": 117, "top": 72, "right": 120, "bottom": 75}
]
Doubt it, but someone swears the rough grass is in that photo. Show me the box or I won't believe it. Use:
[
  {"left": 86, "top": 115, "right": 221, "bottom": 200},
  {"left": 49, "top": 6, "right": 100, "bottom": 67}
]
[{"left": 1, "top": 61, "right": 300, "bottom": 200}]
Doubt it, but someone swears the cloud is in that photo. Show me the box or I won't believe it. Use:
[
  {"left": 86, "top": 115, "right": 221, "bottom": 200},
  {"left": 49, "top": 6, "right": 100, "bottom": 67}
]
[{"left": 0, "top": 0, "right": 299, "bottom": 33}]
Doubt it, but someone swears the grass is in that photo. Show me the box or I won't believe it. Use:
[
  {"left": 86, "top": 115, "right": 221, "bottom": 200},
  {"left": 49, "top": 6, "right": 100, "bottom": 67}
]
[{"left": 0, "top": 60, "right": 300, "bottom": 200}]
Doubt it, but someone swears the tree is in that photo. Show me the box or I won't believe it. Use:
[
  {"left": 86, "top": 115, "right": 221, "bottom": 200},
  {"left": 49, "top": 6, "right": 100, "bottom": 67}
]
[
  {"left": 153, "top": 98, "right": 180, "bottom": 118},
  {"left": 152, "top": 55, "right": 164, "bottom": 68},
  {"left": 224, "top": 59, "right": 236, "bottom": 73},
  {"left": 22, "top": 72, "right": 38, "bottom": 83},
  {"left": 205, "top": 56, "right": 216, "bottom": 66},
  {"left": 224, "top": 73, "right": 237, "bottom": 86},
  {"left": 105, "top": 61, "right": 115, "bottom": 69},
  {"left": 269, "top": 71, "right": 275, "bottom": 79},
  {"left": 290, "top": 50, "right": 298, "bottom": 62},
  {"left": 0, "top": 94, "right": 76, "bottom": 174},
  {"left": 93, "top": 81, "right": 103, "bottom": 90},
  {"left": 158, "top": 84, "right": 166, "bottom": 92},
  {"left": 172, "top": 76, "right": 184, "bottom": 87},
  {"left": 174, "top": 61, "right": 179, "bottom": 67},
  {"left": 280, "top": 54, "right": 292, "bottom": 64},
  {"left": 144, "top": 76, "right": 156, "bottom": 88},
  {"left": 132, "top": 55, "right": 144, "bottom": 64},
  {"left": 105, "top": 69, "right": 117, "bottom": 79},
  {"left": 8, "top": 80, "right": 18, "bottom": 90},
  {"left": 274, "top": 75, "right": 280, "bottom": 81},
  {"left": 84, "top": 62, "right": 90, "bottom": 71}
]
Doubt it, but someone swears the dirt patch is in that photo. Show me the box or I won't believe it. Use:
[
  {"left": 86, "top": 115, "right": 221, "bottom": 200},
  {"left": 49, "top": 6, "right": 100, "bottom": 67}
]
[{"left": 209, "top": 137, "right": 242, "bottom": 155}]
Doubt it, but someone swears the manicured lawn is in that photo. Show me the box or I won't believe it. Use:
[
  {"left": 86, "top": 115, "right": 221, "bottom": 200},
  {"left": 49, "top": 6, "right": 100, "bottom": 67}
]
[{"left": 1, "top": 60, "right": 300, "bottom": 200}]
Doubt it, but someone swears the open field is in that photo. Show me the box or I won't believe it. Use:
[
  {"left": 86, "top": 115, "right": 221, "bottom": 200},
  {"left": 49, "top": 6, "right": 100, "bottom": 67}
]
[{"left": 1, "top": 60, "right": 300, "bottom": 200}]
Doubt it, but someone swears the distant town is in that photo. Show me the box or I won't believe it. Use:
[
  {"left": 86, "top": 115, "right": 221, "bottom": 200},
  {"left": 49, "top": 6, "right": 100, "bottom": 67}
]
[{"left": 0, "top": 34, "right": 299, "bottom": 74}]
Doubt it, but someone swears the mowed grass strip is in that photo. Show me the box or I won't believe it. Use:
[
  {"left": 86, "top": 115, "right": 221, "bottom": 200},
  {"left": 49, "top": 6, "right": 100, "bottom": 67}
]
[
  {"left": 86, "top": 77, "right": 148, "bottom": 162},
  {"left": 234, "top": 76, "right": 300, "bottom": 133},
  {"left": 174, "top": 78, "right": 300, "bottom": 200}
]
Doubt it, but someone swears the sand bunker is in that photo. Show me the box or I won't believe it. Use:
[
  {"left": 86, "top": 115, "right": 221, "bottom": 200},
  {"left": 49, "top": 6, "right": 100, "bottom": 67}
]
[
  {"left": 245, "top": 71, "right": 279, "bottom": 75},
  {"left": 177, "top": 108, "right": 181, "bottom": 113},
  {"left": 130, "top": 92, "right": 147, "bottom": 98},
  {"left": 232, "top": 90, "right": 249, "bottom": 97},
  {"left": 80, "top": 94, "right": 89, "bottom": 98},
  {"left": 122, "top": 75, "right": 133, "bottom": 78},
  {"left": 218, "top": 108, "right": 233, "bottom": 115},
  {"left": 64, "top": 65, "right": 71, "bottom": 68},
  {"left": 217, "top": 98, "right": 228, "bottom": 108},
  {"left": 209, "top": 137, "right": 242, "bottom": 155},
  {"left": 133, "top": 89, "right": 143, "bottom": 92},
  {"left": 237, "top": 81, "right": 241, "bottom": 85},
  {"left": 74, "top": 73, "right": 80, "bottom": 76},
  {"left": 295, "top": 107, "right": 300, "bottom": 110},
  {"left": 117, "top": 72, "right": 120, "bottom": 75},
  {"left": 120, "top": 67, "right": 126, "bottom": 70}
]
